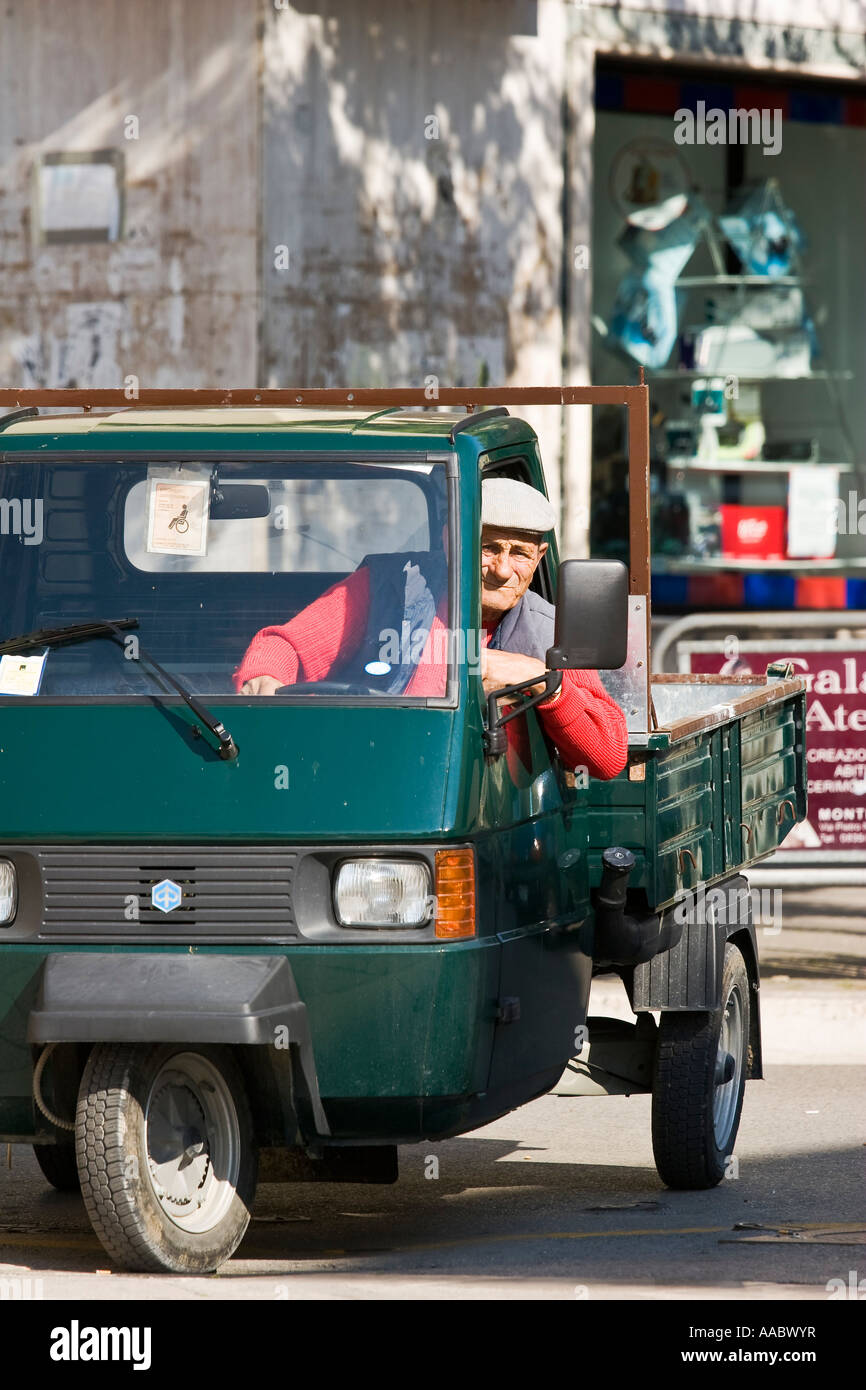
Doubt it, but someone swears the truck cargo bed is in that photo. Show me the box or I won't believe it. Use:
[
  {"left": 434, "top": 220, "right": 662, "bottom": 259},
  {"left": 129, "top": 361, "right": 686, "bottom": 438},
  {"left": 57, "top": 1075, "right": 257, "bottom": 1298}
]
[{"left": 587, "top": 673, "right": 806, "bottom": 912}]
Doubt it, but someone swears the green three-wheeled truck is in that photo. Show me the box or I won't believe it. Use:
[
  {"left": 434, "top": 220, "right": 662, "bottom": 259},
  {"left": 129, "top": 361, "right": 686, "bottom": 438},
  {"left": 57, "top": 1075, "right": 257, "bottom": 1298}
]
[{"left": 0, "top": 384, "right": 806, "bottom": 1272}]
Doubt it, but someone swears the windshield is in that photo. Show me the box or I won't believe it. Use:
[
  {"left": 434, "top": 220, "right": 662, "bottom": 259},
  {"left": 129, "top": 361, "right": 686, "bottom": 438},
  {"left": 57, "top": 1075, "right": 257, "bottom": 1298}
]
[{"left": 0, "top": 455, "right": 451, "bottom": 699}]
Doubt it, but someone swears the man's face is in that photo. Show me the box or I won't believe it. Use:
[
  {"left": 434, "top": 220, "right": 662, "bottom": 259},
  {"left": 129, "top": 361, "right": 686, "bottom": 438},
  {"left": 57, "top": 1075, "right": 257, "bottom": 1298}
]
[{"left": 480, "top": 526, "right": 547, "bottom": 619}]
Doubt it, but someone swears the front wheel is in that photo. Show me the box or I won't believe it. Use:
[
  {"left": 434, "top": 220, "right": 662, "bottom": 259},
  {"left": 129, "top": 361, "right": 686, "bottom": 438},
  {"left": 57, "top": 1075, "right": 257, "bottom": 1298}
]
[
  {"left": 651, "top": 942, "right": 751, "bottom": 1189},
  {"left": 76, "top": 1043, "right": 257, "bottom": 1273}
]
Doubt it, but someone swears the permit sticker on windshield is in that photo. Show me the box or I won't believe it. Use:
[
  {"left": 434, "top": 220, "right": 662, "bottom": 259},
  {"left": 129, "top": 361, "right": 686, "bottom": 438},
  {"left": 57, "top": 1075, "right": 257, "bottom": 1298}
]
[
  {"left": 0, "top": 650, "right": 48, "bottom": 696},
  {"left": 146, "top": 468, "right": 210, "bottom": 557}
]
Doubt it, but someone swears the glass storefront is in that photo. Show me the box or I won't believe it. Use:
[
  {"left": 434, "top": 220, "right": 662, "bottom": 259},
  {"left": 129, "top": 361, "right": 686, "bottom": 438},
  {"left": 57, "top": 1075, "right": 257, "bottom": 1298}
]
[{"left": 590, "top": 60, "right": 866, "bottom": 614}]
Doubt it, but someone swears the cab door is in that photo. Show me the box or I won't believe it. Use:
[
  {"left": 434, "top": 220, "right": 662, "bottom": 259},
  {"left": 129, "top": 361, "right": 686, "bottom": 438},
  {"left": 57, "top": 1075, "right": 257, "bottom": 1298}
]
[
  {"left": 482, "top": 707, "right": 593, "bottom": 1096},
  {"left": 475, "top": 446, "right": 593, "bottom": 1093}
]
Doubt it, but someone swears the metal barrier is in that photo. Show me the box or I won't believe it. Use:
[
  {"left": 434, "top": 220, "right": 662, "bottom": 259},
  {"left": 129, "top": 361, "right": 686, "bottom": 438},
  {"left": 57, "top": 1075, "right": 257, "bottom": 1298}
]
[
  {"left": 654, "top": 610, "right": 866, "bottom": 886},
  {"left": 653, "top": 609, "right": 866, "bottom": 675}
]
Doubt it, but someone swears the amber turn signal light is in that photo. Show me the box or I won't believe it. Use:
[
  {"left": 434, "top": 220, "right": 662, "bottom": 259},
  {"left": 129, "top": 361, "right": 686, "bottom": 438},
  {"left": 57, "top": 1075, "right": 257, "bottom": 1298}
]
[{"left": 434, "top": 848, "right": 476, "bottom": 939}]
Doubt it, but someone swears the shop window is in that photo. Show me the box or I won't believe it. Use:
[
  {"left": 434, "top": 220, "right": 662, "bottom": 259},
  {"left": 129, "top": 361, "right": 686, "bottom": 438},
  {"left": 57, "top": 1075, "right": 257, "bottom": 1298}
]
[{"left": 591, "top": 61, "right": 866, "bottom": 612}]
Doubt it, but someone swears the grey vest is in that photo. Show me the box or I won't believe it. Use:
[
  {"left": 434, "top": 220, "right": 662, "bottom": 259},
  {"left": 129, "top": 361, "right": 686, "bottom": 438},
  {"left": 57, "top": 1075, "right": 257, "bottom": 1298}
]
[{"left": 487, "top": 589, "right": 555, "bottom": 663}]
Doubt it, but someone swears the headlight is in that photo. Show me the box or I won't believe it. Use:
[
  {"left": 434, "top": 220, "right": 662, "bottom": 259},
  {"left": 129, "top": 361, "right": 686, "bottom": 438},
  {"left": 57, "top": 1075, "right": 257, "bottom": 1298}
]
[
  {"left": 0, "top": 860, "right": 17, "bottom": 924},
  {"left": 334, "top": 860, "right": 432, "bottom": 927}
]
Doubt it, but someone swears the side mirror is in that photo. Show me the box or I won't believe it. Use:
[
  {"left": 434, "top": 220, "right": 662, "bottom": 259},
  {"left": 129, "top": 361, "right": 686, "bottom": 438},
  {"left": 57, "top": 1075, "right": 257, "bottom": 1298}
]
[{"left": 546, "top": 559, "right": 629, "bottom": 671}]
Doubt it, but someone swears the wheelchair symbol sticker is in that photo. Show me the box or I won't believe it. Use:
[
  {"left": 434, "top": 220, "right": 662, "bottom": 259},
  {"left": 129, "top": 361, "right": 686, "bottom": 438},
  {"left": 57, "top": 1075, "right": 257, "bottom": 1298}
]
[
  {"left": 168, "top": 503, "right": 190, "bottom": 534},
  {"left": 152, "top": 879, "right": 182, "bottom": 914}
]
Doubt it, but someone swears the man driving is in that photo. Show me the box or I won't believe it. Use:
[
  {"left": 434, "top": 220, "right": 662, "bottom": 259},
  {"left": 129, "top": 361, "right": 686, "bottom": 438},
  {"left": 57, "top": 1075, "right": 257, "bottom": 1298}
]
[{"left": 235, "top": 477, "right": 628, "bottom": 780}]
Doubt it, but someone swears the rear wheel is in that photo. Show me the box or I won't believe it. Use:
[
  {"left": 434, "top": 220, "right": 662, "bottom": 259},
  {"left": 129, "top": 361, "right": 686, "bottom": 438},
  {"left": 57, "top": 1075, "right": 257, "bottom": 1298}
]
[
  {"left": 651, "top": 942, "right": 750, "bottom": 1189},
  {"left": 33, "top": 1141, "right": 80, "bottom": 1192},
  {"left": 76, "top": 1042, "right": 257, "bottom": 1273}
]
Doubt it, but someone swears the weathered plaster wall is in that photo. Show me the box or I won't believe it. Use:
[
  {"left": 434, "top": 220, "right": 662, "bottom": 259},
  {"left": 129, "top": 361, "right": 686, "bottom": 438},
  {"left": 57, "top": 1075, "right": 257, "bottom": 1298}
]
[
  {"left": 0, "top": 0, "right": 258, "bottom": 389},
  {"left": 1, "top": 0, "right": 861, "bottom": 554},
  {"left": 261, "top": 0, "right": 569, "bottom": 511}
]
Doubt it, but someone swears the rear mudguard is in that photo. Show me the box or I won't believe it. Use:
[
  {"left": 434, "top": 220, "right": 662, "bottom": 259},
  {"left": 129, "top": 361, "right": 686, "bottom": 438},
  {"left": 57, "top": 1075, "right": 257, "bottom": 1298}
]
[{"left": 626, "top": 874, "right": 763, "bottom": 1079}]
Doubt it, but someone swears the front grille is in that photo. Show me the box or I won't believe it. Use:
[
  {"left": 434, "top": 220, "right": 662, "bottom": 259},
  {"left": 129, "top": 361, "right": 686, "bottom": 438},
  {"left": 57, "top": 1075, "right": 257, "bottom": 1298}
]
[{"left": 39, "top": 846, "right": 297, "bottom": 939}]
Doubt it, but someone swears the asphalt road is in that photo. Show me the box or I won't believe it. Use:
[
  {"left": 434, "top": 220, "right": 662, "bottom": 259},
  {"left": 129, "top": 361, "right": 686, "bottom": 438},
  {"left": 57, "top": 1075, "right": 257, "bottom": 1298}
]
[{"left": 1, "top": 888, "right": 863, "bottom": 1301}]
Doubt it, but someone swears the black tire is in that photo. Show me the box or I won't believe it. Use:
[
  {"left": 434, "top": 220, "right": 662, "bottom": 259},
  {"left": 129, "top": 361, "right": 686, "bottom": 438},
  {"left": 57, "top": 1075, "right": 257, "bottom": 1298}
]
[
  {"left": 651, "top": 942, "right": 750, "bottom": 1190},
  {"left": 33, "top": 1141, "right": 81, "bottom": 1193},
  {"left": 76, "top": 1042, "right": 257, "bottom": 1273}
]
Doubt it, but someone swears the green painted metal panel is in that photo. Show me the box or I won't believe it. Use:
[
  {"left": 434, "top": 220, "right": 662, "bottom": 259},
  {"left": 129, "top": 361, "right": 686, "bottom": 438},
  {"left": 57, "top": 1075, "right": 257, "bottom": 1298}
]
[
  {"left": 740, "top": 696, "right": 806, "bottom": 861},
  {"left": 721, "top": 725, "right": 741, "bottom": 869},
  {"left": 0, "top": 418, "right": 524, "bottom": 457},
  {"left": 488, "top": 925, "right": 591, "bottom": 1090},
  {"left": 0, "top": 953, "right": 43, "bottom": 1105},
  {"left": 0, "top": 703, "right": 458, "bottom": 842},
  {"left": 585, "top": 687, "right": 806, "bottom": 913},
  {"left": 654, "top": 738, "right": 718, "bottom": 901},
  {"left": 0, "top": 941, "right": 500, "bottom": 1121},
  {"left": 287, "top": 940, "right": 501, "bottom": 1099},
  {"left": 585, "top": 767, "right": 649, "bottom": 891}
]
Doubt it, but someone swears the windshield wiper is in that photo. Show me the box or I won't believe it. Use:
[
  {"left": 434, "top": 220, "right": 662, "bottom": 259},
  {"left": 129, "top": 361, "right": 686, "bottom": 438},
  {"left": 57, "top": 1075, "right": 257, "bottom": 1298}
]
[
  {"left": 101, "top": 620, "right": 239, "bottom": 763},
  {"left": 0, "top": 617, "right": 239, "bottom": 762},
  {"left": 0, "top": 618, "right": 139, "bottom": 654}
]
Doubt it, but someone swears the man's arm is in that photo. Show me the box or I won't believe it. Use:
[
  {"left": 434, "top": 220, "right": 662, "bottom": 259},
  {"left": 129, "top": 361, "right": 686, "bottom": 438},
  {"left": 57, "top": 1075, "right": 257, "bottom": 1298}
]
[
  {"left": 536, "top": 668, "right": 628, "bottom": 780},
  {"left": 234, "top": 565, "right": 371, "bottom": 692},
  {"left": 480, "top": 650, "right": 628, "bottom": 780}
]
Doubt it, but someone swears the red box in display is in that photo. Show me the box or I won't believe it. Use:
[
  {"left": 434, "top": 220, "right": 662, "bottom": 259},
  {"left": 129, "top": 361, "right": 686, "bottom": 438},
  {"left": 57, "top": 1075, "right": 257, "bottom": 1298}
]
[{"left": 720, "top": 504, "right": 786, "bottom": 559}]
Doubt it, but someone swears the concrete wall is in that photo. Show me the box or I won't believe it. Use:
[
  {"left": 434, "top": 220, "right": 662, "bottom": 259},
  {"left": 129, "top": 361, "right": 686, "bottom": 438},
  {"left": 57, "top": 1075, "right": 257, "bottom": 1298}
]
[{"left": 0, "top": 0, "right": 258, "bottom": 389}]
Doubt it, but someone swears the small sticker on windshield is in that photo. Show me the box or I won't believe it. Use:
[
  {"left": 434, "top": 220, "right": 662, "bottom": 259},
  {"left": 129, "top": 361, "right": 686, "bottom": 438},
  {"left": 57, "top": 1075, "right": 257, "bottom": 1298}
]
[
  {"left": 0, "top": 650, "right": 48, "bottom": 696},
  {"left": 146, "top": 466, "right": 210, "bottom": 557},
  {"left": 365, "top": 661, "right": 391, "bottom": 676}
]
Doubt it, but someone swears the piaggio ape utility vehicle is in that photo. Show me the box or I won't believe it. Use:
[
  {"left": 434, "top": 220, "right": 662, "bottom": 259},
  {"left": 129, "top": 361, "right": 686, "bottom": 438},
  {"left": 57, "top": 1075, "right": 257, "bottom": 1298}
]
[{"left": 0, "top": 385, "right": 806, "bottom": 1272}]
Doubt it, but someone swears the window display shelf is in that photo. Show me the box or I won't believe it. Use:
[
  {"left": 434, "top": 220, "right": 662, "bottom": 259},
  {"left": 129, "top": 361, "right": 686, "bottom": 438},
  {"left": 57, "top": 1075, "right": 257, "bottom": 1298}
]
[
  {"left": 654, "top": 555, "right": 866, "bottom": 573},
  {"left": 667, "top": 457, "right": 850, "bottom": 473},
  {"left": 650, "top": 369, "right": 853, "bottom": 381},
  {"left": 675, "top": 275, "right": 804, "bottom": 287}
]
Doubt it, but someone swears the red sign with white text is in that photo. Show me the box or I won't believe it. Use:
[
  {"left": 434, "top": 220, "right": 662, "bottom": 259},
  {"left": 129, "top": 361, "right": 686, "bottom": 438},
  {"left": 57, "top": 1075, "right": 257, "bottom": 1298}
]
[
  {"left": 719, "top": 505, "right": 786, "bottom": 560},
  {"left": 683, "top": 642, "right": 866, "bottom": 855}
]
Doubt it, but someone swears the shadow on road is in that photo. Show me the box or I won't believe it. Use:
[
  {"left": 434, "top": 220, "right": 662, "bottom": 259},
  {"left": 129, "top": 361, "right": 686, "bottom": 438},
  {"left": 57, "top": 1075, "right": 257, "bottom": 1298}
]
[
  {"left": 759, "top": 953, "right": 866, "bottom": 981},
  {"left": 2, "top": 1126, "right": 862, "bottom": 1292}
]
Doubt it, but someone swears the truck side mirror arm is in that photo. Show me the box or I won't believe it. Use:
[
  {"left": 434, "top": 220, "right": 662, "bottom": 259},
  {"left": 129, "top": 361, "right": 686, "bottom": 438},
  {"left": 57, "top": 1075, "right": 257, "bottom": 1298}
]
[{"left": 483, "top": 669, "right": 563, "bottom": 757}]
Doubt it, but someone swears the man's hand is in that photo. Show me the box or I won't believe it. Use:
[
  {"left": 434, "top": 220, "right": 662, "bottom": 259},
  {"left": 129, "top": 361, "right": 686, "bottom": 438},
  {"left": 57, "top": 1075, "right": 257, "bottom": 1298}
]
[
  {"left": 240, "top": 674, "right": 284, "bottom": 696},
  {"left": 481, "top": 648, "right": 559, "bottom": 701}
]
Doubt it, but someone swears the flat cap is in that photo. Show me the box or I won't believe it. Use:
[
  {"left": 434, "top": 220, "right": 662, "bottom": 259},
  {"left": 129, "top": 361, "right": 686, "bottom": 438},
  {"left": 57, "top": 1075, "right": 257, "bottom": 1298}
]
[{"left": 481, "top": 478, "right": 556, "bottom": 536}]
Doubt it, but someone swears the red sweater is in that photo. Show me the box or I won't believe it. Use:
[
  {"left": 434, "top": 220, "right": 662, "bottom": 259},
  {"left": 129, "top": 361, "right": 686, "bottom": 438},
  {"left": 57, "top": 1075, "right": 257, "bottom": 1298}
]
[{"left": 234, "top": 568, "right": 629, "bottom": 780}]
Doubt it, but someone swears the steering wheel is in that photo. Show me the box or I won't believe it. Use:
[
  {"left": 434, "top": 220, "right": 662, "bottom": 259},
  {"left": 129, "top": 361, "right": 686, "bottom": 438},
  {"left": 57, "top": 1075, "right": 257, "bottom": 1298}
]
[{"left": 275, "top": 680, "right": 385, "bottom": 695}]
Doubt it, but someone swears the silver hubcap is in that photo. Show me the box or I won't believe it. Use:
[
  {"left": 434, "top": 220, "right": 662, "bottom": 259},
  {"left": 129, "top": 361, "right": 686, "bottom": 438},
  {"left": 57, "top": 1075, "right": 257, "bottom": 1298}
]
[
  {"left": 713, "top": 985, "right": 744, "bottom": 1148},
  {"left": 144, "top": 1053, "right": 240, "bottom": 1234}
]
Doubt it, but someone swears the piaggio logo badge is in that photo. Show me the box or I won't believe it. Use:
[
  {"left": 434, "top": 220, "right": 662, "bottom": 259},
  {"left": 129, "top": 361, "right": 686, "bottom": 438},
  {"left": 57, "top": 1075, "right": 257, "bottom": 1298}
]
[{"left": 151, "top": 879, "right": 183, "bottom": 914}]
